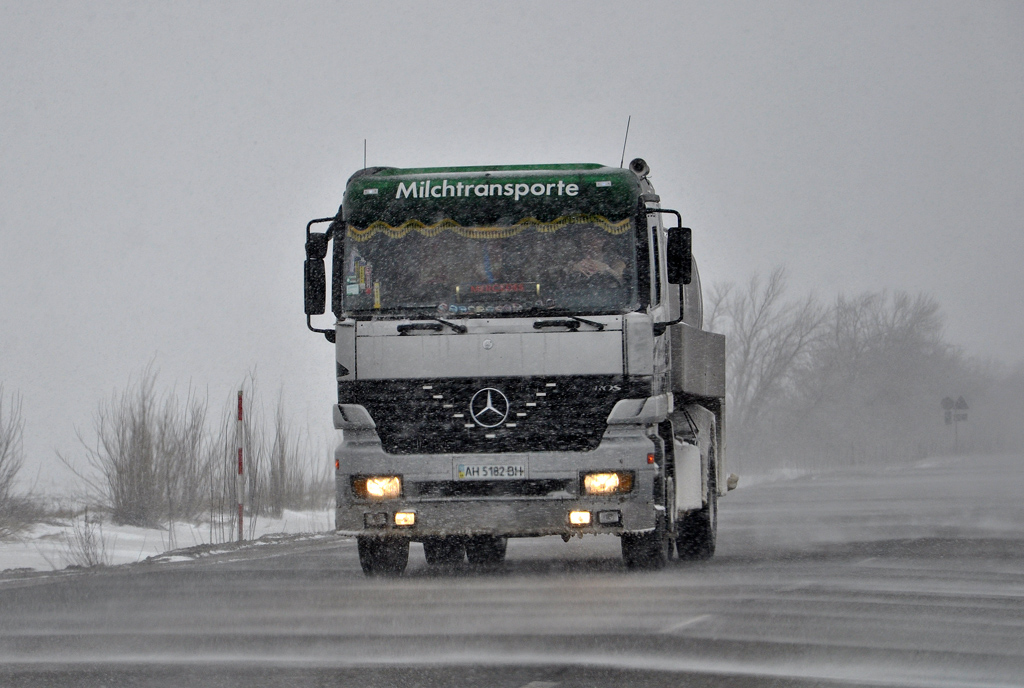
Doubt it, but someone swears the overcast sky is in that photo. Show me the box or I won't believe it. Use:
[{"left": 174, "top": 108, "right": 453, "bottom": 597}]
[{"left": 2, "top": 1, "right": 1022, "bottom": 489}]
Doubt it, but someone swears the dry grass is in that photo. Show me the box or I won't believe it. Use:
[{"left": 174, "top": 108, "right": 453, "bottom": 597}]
[
  {"left": 58, "top": 367, "right": 332, "bottom": 543},
  {"left": 60, "top": 507, "right": 112, "bottom": 568}
]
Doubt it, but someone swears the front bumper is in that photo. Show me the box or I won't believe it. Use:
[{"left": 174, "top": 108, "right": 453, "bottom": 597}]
[{"left": 334, "top": 409, "right": 660, "bottom": 539}]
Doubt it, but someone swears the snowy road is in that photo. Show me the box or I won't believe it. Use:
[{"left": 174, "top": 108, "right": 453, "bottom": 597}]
[{"left": 1, "top": 453, "right": 1022, "bottom": 687}]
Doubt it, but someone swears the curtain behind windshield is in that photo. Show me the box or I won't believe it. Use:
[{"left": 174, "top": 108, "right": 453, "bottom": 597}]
[{"left": 342, "top": 219, "right": 637, "bottom": 316}]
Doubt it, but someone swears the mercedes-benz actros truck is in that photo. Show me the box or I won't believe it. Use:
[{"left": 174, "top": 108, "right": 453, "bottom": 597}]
[{"left": 304, "top": 158, "right": 731, "bottom": 575}]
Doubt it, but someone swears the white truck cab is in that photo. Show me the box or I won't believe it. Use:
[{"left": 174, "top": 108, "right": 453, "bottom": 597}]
[{"left": 304, "top": 159, "right": 730, "bottom": 575}]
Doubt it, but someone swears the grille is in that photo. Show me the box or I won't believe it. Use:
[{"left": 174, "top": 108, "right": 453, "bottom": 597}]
[{"left": 338, "top": 376, "right": 646, "bottom": 455}]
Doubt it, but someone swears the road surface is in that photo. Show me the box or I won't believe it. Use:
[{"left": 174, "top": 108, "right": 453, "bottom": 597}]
[{"left": 1, "top": 453, "right": 1022, "bottom": 687}]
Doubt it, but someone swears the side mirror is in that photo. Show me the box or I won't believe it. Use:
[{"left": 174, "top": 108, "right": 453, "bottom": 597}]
[
  {"left": 304, "top": 232, "right": 328, "bottom": 315},
  {"left": 667, "top": 227, "right": 692, "bottom": 285}
]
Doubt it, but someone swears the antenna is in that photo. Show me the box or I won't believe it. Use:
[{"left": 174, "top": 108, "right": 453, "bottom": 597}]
[
  {"left": 619, "top": 116, "right": 631, "bottom": 168},
  {"left": 363, "top": 139, "right": 367, "bottom": 169}
]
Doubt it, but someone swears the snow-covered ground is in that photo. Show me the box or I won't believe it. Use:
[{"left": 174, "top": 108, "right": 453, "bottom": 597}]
[{"left": 0, "top": 509, "right": 333, "bottom": 573}]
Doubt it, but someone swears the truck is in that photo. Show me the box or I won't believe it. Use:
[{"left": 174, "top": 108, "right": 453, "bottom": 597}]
[{"left": 303, "top": 158, "right": 732, "bottom": 575}]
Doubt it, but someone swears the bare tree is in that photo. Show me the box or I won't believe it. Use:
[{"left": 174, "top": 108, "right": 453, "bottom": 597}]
[
  {"left": 61, "top": 366, "right": 213, "bottom": 528},
  {"left": 240, "top": 372, "right": 266, "bottom": 538},
  {"left": 269, "top": 389, "right": 288, "bottom": 518},
  {"left": 709, "top": 268, "right": 826, "bottom": 469},
  {"left": 782, "top": 290, "right": 956, "bottom": 465},
  {"left": 0, "top": 385, "right": 27, "bottom": 537},
  {"left": 710, "top": 275, "right": 1024, "bottom": 470},
  {"left": 205, "top": 400, "right": 239, "bottom": 543},
  {"left": 79, "top": 369, "right": 160, "bottom": 526},
  {"left": 155, "top": 383, "right": 209, "bottom": 546},
  {"left": 60, "top": 365, "right": 333, "bottom": 543}
]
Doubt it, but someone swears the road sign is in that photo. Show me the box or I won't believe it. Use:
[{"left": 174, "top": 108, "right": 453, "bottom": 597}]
[
  {"left": 941, "top": 396, "right": 968, "bottom": 423},
  {"left": 954, "top": 397, "right": 968, "bottom": 422},
  {"left": 943, "top": 395, "right": 968, "bottom": 453}
]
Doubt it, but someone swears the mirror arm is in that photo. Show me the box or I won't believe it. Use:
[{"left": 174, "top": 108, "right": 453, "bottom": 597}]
[
  {"left": 652, "top": 314, "right": 685, "bottom": 338},
  {"left": 307, "top": 314, "right": 336, "bottom": 343},
  {"left": 306, "top": 209, "right": 340, "bottom": 242},
  {"left": 645, "top": 208, "right": 682, "bottom": 229}
]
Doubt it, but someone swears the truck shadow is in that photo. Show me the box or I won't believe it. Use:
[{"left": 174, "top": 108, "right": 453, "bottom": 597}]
[
  {"left": 404, "top": 557, "right": 628, "bottom": 578},
  {"left": 400, "top": 535, "right": 1024, "bottom": 579}
]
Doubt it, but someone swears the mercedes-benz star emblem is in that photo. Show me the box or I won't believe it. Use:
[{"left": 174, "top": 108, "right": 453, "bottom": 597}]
[{"left": 469, "top": 388, "right": 510, "bottom": 428}]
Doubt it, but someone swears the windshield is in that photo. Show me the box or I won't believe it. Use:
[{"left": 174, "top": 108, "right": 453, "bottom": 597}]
[
  {"left": 339, "top": 167, "right": 642, "bottom": 317},
  {"left": 342, "top": 219, "right": 638, "bottom": 316}
]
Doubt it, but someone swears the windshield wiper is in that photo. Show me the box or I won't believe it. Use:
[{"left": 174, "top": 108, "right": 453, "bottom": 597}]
[
  {"left": 533, "top": 316, "right": 605, "bottom": 331},
  {"left": 397, "top": 316, "right": 467, "bottom": 335},
  {"left": 429, "top": 316, "right": 467, "bottom": 333},
  {"left": 397, "top": 322, "right": 442, "bottom": 335},
  {"left": 567, "top": 316, "right": 605, "bottom": 330}
]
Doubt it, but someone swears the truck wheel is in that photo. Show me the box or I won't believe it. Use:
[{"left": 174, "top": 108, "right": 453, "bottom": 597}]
[
  {"left": 676, "top": 463, "right": 717, "bottom": 560},
  {"left": 422, "top": 537, "right": 466, "bottom": 566},
  {"left": 465, "top": 535, "right": 508, "bottom": 566},
  {"left": 621, "top": 522, "right": 671, "bottom": 570},
  {"left": 357, "top": 536, "right": 409, "bottom": 576}
]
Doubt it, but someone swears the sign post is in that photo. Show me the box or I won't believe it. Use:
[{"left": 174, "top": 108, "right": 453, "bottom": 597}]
[
  {"left": 954, "top": 396, "right": 968, "bottom": 453},
  {"left": 942, "top": 396, "right": 954, "bottom": 425}
]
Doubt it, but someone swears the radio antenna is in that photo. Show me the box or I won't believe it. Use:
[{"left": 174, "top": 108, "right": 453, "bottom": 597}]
[
  {"left": 363, "top": 139, "right": 367, "bottom": 169},
  {"left": 619, "top": 116, "right": 631, "bottom": 168}
]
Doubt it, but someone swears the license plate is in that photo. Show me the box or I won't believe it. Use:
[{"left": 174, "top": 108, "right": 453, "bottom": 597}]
[{"left": 456, "top": 464, "right": 526, "bottom": 480}]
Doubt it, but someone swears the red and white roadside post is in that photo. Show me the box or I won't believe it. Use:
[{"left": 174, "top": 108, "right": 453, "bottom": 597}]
[{"left": 236, "top": 390, "right": 244, "bottom": 542}]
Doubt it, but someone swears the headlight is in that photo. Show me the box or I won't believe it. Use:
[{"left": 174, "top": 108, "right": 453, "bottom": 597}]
[
  {"left": 352, "top": 475, "right": 402, "bottom": 499},
  {"left": 582, "top": 471, "right": 634, "bottom": 495}
]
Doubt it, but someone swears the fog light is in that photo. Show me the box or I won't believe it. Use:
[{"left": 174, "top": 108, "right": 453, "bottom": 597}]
[
  {"left": 583, "top": 471, "right": 634, "bottom": 495},
  {"left": 352, "top": 475, "right": 402, "bottom": 499},
  {"left": 394, "top": 511, "right": 416, "bottom": 527},
  {"left": 597, "top": 510, "right": 621, "bottom": 525},
  {"left": 363, "top": 512, "right": 387, "bottom": 528},
  {"left": 569, "top": 510, "right": 591, "bottom": 526}
]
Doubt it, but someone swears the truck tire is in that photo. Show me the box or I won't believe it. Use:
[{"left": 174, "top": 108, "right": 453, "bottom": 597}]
[
  {"left": 676, "top": 461, "right": 717, "bottom": 560},
  {"left": 465, "top": 535, "right": 507, "bottom": 566},
  {"left": 357, "top": 536, "right": 409, "bottom": 576},
  {"left": 621, "top": 520, "right": 672, "bottom": 570},
  {"left": 622, "top": 440, "right": 674, "bottom": 570},
  {"left": 422, "top": 537, "right": 466, "bottom": 566}
]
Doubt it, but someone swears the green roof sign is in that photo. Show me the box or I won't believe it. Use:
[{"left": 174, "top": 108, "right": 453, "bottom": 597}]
[{"left": 343, "top": 164, "right": 641, "bottom": 239}]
